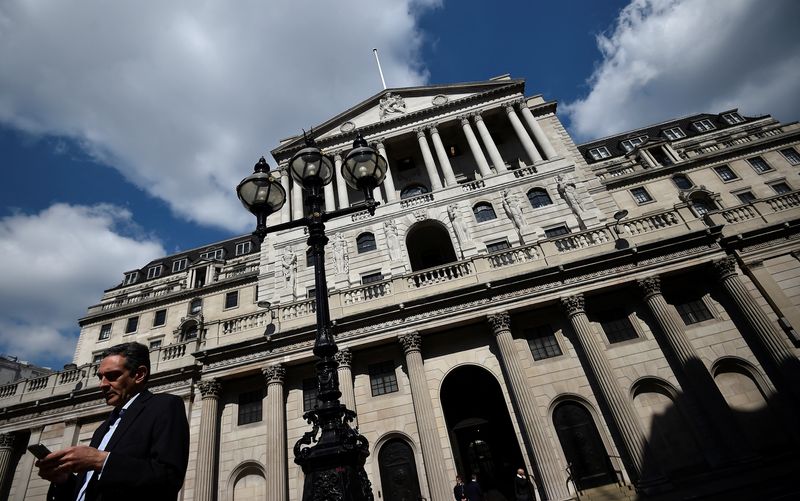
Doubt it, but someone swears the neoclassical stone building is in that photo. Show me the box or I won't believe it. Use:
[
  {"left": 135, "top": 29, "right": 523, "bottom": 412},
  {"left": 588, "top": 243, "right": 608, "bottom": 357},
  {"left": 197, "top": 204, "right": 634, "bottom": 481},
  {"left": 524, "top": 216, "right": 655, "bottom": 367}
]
[{"left": 1, "top": 75, "right": 799, "bottom": 501}]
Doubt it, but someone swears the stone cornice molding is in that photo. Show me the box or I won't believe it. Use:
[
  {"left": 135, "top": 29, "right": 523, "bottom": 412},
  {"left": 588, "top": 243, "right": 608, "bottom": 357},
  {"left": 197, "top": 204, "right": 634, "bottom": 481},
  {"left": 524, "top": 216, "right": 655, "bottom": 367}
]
[
  {"left": 713, "top": 256, "right": 738, "bottom": 280},
  {"left": 262, "top": 364, "right": 286, "bottom": 385},
  {"left": 560, "top": 294, "right": 586, "bottom": 316},
  {"left": 198, "top": 379, "right": 222, "bottom": 398},
  {"left": 637, "top": 276, "right": 662, "bottom": 299},
  {"left": 334, "top": 348, "right": 353, "bottom": 368},
  {"left": 486, "top": 311, "right": 511, "bottom": 333},
  {"left": 398, "top": 332, "right": 422, "bottom": 354}
]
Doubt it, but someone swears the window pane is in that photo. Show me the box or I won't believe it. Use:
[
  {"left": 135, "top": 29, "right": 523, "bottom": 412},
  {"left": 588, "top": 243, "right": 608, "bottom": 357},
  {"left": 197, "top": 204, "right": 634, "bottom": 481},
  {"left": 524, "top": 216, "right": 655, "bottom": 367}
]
[
  {"left": 527, "top": 189, "right": 553, "bottom": 208},
  {"left": 125, "top": 317, "right": 139, "bottom": 334},
  {"left": 486, "top": 241, "right": 511, "bottom": 253},
  {"left": 780, "top": 148, "right": 800, "bottom": 165},
  {"left": 473, "top": 203, "right": 497, "bottom": 222},
  {"left": 748, "top": 157, "right": 772, "bottom": 173},
  {"left": 369, "top": 361, "right": 398, "bottom": 396},
  {"left": 303, "top": 378, "right": 319, "bottom": 412},
  {"left": 676, "top": 299, "right": 713, "bottom": 325},
  {"left": 172, "top": 259, "right": 187, "bottom": 272},
  {"left": 715, "top": 166, "right": 737, "bottom": 181},
  {"left": 631, "top": 187, "right": 653, "bottom": 204},
  {"left": 527, "top": 325, "right": 562, "bottom": 360},
  {"left": 357, "top": 233, "right": 377, "bottom": 253},
  {"left": 99, "top": 323, "right": 112, "bottom": 340},
  {"left": 771, "top": 182, "right": 792, "bottom": 194},
  {"left": 238, "top": 389, "right": 263, "bottom": 425},
  {"left": 153, "top": 309, "right": 167, "bottom": 327},
  {"left": 673, "top": 175, "right": 692, "bottom": 189},
  {"left": 544, "top": 225, "right": 569, "bottom": 238},
  {"left": 190, "top": 298, "right": 203, "bottom": 314},
  {"left": 361, "top": 272, "right": 384, "bottom": 284},
  {"left": 736, "top": 192, "right": 756, "bottom": 204},
  {"left": 225, "top": 291, "right": 239, "bottom": 309},
  {"left": 599, "top": 311, "right": 638, "bottom": 343}
]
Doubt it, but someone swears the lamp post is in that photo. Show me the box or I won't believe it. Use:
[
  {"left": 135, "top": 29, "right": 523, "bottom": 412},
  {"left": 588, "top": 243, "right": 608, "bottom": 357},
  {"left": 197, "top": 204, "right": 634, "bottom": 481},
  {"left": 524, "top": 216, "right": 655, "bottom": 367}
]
[{"left": 237, "top": 133, "right": 386, "bottom": 501}]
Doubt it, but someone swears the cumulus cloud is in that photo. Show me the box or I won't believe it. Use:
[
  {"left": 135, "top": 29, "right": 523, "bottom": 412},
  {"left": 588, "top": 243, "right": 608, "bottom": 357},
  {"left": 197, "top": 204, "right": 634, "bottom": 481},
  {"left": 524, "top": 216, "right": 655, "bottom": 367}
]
[
  {"left": 0, "top": 204, "right": 164, "bottom": 366},
  {"left": 0, "top": 0, "right": 440, "bottom": 231},
  {"left": 564, "top": 0, "right": 800, "bottom": 142}
]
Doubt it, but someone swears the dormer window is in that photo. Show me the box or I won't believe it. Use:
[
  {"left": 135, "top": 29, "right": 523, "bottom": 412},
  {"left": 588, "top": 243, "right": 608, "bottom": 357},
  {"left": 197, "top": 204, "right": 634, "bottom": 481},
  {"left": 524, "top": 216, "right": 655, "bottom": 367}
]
[
  {"left": 235, "top": 241, "right": 252, "bottom": 256},
  {"left": 692, "top": 119, "right": 715, "bottom": 132},
  {"left": 172, "top": 258, "right": 188, "bottom": 273},
  {"left": 123, "top": 272, "right": 139, "bottom": 285},
  {"left": 588, "top": 146, "right": 611, "bottom": 160},
  {"left": 620, "top": 135, "right": 648, "bottom": 152},
  {"left": 146, "top": 265, "right": 162, "bottom": 279},
  {"left": 663, "top": 127, "right": 685, "bottom": 140},
  {"left": 199, "top": 248, "right": 224, "bottom": 260},
  {"left": 721, "top": 112, "right": 744, "bottom": 125}
]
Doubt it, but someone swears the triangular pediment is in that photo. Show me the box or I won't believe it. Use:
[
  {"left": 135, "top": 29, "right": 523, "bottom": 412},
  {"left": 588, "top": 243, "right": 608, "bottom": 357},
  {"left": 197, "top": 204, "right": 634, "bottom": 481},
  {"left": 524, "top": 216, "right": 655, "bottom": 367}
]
[{"left": 272, "top": 78, "right": 524, "bottom": 160}]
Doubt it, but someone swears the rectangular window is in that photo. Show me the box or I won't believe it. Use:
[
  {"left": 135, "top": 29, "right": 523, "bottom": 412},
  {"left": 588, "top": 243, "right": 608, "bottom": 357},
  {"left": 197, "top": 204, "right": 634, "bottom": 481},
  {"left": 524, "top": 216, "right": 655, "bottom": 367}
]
[
  {"left": 780, "top": 148, "right": 800, "bottom": 166},
  {"left": 125, "top": 316, "right": 139, "bottom": 334},
  {"left": 172, "top": 258, "right": 187, "bottom": 273},
  {"left": 303, "top": 378, "right": 319, "bottom": 412},
  {"left": 648, "top": 146, "right": 674, "bottom": 166},
  {"left": 92, "top": 354, "right": 103, "bottom": 364},
  {"left": 544, "top": 225, "right": 570, "bottom": 239},
  {"left": 721, "top": 112, "right": 745, "bottom": 124},
  {"left": 486, "top": 240, "right": 511, "bottom": 253},
  {"left": 153, "top": 309, "right": 167, "bottom": 327},
  {"left": 588, "top": 146, "right": 611, "bottom": 160},
  {"left": 361, "top": 272, "right": 384, "bottom": 285},
  {"left": 598, "top": 310, "right": 638, "bottom": 343},
  {"left": 123, "top": 272, "right": 138, "bottom": 285},
  {"left": 237, "top": 389, "right": 263, "bottom": 425},
  {"left": 663, "top": 127, "right": 686, "bottom": 140},
  {"left": 235, "top": 241, "right": 252, "bottom": 256},
  {"left": 714, "top": 165, "right": 738, "bottom": 181},
  {"left": 692, "top": 119, "right": 716, "bottom": 132},
  {"left": 620, "top": 135, "right": 648, "bottom": 152},
  {"left": 736, "top": 191, "right": 756, "bottom": 204},
  {"left": 675, "top": 298, "right": 713, "bottom": 325},
  {"left": 527, "top": 325, "right": 562, "bottom": 361},
  {"left": 770, "top": 182, "right": 792, "bottom": 194},
  {"left": 631, "top": 187, "right": 654, "bottom": 204},
  {"left": 199, "top": 249, "right": 224, "bottom": 260},
  {"left": 747, "top": 156, "right": 772, "bottom": 173},
  {"left": 99, "top": 323, "right": 112, "bottom": 340},
  {"left": 369, "top": 361, "right": 399, "bottom": 396},
  {"left": 146, "top": 265, "right": 162, "bottom": 279},
  {"left": 149, "top": 339, "right": 162, "bottom": 350},
  {"left": 306, "top": 287, "right": 316, "bottom": 299},
  {"left": 225, "top": 290, "right": 239, "bottom": 309}
]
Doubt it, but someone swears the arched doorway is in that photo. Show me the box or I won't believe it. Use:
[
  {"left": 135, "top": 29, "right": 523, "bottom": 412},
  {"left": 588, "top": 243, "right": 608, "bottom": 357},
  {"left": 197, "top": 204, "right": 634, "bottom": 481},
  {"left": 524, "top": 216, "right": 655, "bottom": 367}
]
[
  {"left": 406, "top": 221, "right": 457, "bottom": 271},
  {"left": 553, "top": 401, "right": 616, "bottom": 490},
  {"left": 378, "top": 438, "right": 422, "bottom": 501},
  {"left": 442, "top": 365, "right": 524, "bottom": 500}
]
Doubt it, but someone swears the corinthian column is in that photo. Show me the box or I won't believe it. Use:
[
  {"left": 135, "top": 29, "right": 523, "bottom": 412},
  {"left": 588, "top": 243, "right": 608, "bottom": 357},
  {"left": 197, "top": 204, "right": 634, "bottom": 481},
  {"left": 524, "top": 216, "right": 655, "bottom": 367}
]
[
  {"left": 460, "top": 116, "right": 492, "bottom": 177},
  {"left": 560, "top": 295, "right": 651, "bottom": 482},
  {"left": 637, "top": 276, "right": 750, "bottom": 464},
  {"left": 291, "top": 176, "right": 304, "bottom": 221},
  {"left": 518, "top": 104, "right": 557, "bottom": 160},
  {"left": 505, "top": 103, "right": 543, "bottom": 165},
  {"left": 195, "top": 379, "right": 222, "bottom": 501},
  {"left": 428, "top": 126, "right": 458, "bottom": 186},
  {"left": 0, "top": 433, "right": 15, "bottom": 496},
  {"left": 323, "top": 175, "right": 336, "bottom": 212},
  {"left": 487, "top": 312, "right": 570, "bottom": 500},
  {"left": 473, "top": 114, "right": 507, "bottom": 173},
  {"left": 376, "top": 141, "right": 398, "bottom": 202},
  {"left": 334, "top": 152, "right": 350, "bottom": 209},
  {"left": 713, "top": 257, "right": 800, "bottom": 403},
  {"left": 263, "top": 364, "right": 287, "bottom": 501},
  {"left": 279, "top": 168, "right": 291, "bottom": 223},
  {"left": 416, "top": 129, "right": 443, "bottom": 190},
  {"left": 335, "top": 349, "right": 357, "bottom": 419},
  {"left": 398, "top": 332, "right": 451, "bottom": 501}
]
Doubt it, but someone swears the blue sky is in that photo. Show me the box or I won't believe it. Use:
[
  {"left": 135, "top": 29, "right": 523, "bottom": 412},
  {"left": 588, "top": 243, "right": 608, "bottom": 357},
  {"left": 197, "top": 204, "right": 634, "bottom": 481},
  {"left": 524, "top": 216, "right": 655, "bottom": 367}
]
[{"left": 1, "top": 0, "right": 798, "bottom": 369}]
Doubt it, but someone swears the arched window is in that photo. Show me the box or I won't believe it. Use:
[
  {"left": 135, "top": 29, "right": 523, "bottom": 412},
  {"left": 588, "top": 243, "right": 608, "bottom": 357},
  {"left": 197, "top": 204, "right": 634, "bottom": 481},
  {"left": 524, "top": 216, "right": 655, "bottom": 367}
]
[
  {"left": 356, "top": 232, "right": 377, "bottom": 253},
  {"left": 672, "top": 174, "right": 693, "bottom": 190},
  {"left": 527, "top": 188, "right": 553, "bottom": 208},
  {"left": 472, "top": 202, "right": 497, "bottom": 223},
  {"left": 400, "top": 184, "right": 429, "bottom": 199},
  {"left": 690, "top": 195, "right": 716, "bottom": 216}
]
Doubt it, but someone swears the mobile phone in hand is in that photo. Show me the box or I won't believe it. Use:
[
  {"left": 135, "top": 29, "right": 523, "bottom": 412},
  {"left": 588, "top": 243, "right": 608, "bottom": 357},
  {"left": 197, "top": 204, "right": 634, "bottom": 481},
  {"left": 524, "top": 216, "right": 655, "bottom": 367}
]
[{"left": 27, "top": 443, "right": 52, "bottom": 459}]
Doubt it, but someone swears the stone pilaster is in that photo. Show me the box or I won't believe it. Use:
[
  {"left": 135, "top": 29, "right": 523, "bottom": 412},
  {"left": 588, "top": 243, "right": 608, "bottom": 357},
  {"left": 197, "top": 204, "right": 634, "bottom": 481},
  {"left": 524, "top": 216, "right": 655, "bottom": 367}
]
[
  {"left": 279, "top": 167, "right": 291, "bottom": 223},
  {"left": 518, "top": 103, "right": 558, "bottom": 160},
  {"left": 460, "top": 115, "right": 492, "bottom": 177},
  {"left": 0, "top": 433, "right": 15, "bottom": 496},
  {"left": 334, "top": 349, "right": 357, "bottom": 419},
  {"left": 505, "top": 103, "right": 543, "bottom": 165},
  {"left": 428, "top": 126, "right": 458, "bottom": 186},
  {"left": 398, "top": 332, "right": 451, "bottom": 501},
  {"left": 473, "top": 113, "right": 507, "bottom": 173},
  {"left": 416, "top": 128, "right": 443, "bottom": 190},
  {"left": 376, "top": 141, "right": 398, "bottom": 202},
  {"left": 263, "top": 364, "right": 287, "bottom": 501},
  {"left": 195, "top": 379, "right": 222, "bottom": 501},
  {"left": 333, "top": 152, "right": 350, "bottom": 209},
  {"left": 560, "top": 295, "right": 652, "bottom": 482},
  {"left": 487, "top": 312, "right": 570, "bottom": 500}
]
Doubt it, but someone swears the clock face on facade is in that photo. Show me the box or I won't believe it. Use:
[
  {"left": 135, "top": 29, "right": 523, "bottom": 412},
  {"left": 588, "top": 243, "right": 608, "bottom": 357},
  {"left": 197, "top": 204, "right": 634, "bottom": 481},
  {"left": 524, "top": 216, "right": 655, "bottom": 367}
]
[{"left": 340, "top": 121, "right": 355, "bottom": 133}]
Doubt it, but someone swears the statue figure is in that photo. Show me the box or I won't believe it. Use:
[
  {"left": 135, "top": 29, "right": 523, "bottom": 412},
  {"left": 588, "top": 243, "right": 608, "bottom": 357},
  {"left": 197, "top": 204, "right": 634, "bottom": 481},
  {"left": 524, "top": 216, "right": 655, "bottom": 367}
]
[
  {"left": 557, "top": 175, "right": 587, "bottom": 213},
  {"left": 379, "top": 92, "right": 406, "bottom": 119},
  {"left": 448, "top": 204, "right": 470, "bottom": 255},
  {"left": 281, "top": 247, "right": 297, "bottom": 292},
  {"left": 384, "top": 220, "right": 402, "bottom": 261},
  {"left": 332, "top": 233, "right": 349, "bottom": 275},
  {"left": 502, "top": 190, "right": 526, "bottom": 231}
]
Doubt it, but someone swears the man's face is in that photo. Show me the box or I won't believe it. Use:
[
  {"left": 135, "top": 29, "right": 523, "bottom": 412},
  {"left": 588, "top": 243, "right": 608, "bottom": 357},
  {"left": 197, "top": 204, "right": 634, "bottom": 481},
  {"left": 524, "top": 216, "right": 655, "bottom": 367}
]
[{"left": 98, "top": 354, "right": 146, "bottom": 408}]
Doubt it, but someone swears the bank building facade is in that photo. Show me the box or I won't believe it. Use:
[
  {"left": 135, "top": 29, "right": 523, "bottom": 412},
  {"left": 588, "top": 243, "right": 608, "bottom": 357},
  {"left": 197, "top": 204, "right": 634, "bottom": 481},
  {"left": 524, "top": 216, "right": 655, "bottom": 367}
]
[{"left": 1, "top": 75, "right": 799, "bottom": 500}]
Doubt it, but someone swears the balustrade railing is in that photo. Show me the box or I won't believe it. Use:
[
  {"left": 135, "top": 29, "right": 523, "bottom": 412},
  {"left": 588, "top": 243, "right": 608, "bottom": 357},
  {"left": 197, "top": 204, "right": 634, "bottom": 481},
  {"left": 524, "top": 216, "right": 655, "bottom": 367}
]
[
  {"left": 400, "top": 193, "right": 435, "bottom": 209},
  {"left": 408, "top": 261, "right": 473, "bottom": 288},
  {"left": 343, "top": 281, "right": 392, "bottom": 305},
  {"left": 0, "top": 383, "right": 18, "bottom": 398},
  {"left": 719, "top": 205, "right": 758, "bottom": 224},
  {"left": 766, "top": 191, "right": 800, "bottom": 211},
  {"left": 552, "top": 228, "right": 612, "bottom": 253},
  {"left": 279, "top": 299, "right": 316, "bottom": 321},
  {"left": 222, "top": 311, "right": 270, "bottom": 334},
  {"left": 619, "top": 211, "right": 680, "bottom": 235},
  {"left": 461, "top": 180, "right": 485, "bottom": 192},
  {"left": 487, "top": 245, "right": 541, "bottom": 268}
]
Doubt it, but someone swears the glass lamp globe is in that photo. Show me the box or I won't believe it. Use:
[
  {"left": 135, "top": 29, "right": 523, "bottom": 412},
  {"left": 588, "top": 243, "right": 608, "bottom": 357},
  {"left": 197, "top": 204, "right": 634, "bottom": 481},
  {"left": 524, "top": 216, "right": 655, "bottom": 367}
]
[{"left": 342, "top": 133, "right": 387, "bottom": 195}]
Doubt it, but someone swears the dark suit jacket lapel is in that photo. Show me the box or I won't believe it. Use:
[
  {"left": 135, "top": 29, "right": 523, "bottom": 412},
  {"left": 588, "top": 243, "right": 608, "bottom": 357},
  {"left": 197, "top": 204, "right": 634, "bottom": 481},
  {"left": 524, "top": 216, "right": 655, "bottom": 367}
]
[{"left": 105, "top": 390, "right": 153, "bottom": 452}]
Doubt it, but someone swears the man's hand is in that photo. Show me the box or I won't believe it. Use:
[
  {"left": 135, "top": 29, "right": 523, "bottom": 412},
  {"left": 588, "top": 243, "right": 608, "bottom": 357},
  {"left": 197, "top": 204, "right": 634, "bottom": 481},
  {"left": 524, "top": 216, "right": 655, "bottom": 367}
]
[{"left": 35, "top": 446, "right": 109, "bottom": 483}]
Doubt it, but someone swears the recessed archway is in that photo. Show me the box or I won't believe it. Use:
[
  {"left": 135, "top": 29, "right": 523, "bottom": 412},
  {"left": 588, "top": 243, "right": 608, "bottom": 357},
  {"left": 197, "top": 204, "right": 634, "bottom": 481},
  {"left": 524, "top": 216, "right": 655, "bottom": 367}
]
[
  {"left": 405, "top": 220, "right": 457, "bottom": 271},
  {"left": 377, "top": 437, "right": 422, "bottom": 501}
]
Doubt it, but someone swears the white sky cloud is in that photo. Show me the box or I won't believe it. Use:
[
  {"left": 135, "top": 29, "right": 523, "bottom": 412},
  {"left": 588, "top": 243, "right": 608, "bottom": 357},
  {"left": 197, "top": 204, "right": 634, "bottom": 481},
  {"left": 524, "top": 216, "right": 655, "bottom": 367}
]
[
  {"left": 0, "top": 204, "right": 164, "bottom": 365},
  {"left": 0, "top": 0, "right": 440, "bottom": 231},
  {"left": 563, "top": 0, "right": 800, "bottom": 142}
]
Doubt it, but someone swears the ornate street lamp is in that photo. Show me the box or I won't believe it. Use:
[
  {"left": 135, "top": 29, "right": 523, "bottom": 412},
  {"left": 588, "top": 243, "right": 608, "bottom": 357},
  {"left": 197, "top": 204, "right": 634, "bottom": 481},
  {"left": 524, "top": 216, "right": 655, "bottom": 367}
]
[{"left": 237, "top": 133, "right": 383, "bottom": 501}]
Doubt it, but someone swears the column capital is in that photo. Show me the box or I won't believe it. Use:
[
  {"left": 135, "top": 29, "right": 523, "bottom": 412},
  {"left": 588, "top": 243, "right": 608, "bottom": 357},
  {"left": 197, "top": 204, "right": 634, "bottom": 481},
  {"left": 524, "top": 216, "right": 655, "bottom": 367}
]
[
  {"left": 487, "top": 311, "right": 511, "bottom": 333},
  {"left": 428, "top": 124, "right": 439, "bottom": 135},
  {"left": 415, "top": 127, "right": 427, "bottom": 138},
  {"left": 334, "top": 348, "right": 353, "bottom": 368},
  {"left": 560, "top": 294, "right": 586, "bottom": 317},
  {"left": 374, "top": 139, "right": 386, "bottom": 149},
  {"left": 262, "top": 364, "right": 286, "bottom": 385},
  {"left": 0, "top": 432, "right": 15, "bottom": 448},
  {"left": 472, "top": 112, "right": 484, "bottom": 122},
  {"left": 459, "top": 115, "right": 471, "bottom": 126},
  {"left": 398, "top": 331, "right": 422, "bottom": 354},
  {"left": 279, "top": 166, "right": 289, "bottom": 177},
  {"left": 504, "top": 102, "right": 516, "bottom": 114},
  {"left": 198, "top": 379, "right": 222, "bottom": 398},
  {"left": 637, "top": 276, "right": 662, "bottom": 299},
  {"left": 333, "top": 151, "right": 343, "bottom": 162},
  {"left": 713, "top": 256, "right": 738, "bottom": 280}
]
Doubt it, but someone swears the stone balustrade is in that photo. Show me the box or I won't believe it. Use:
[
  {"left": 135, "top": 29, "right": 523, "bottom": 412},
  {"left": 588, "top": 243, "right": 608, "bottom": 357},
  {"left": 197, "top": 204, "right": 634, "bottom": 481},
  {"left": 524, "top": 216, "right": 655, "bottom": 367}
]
[
  {"left": 619, "top": 211, "right": 680, "bottom": 235},
  {"left": 342, "top": 280, "right": 393, "bottom": 305},
  {"left": 408, "top": 261, "right": 474, "bottom": 288},
  {"left": 222, "top": 311, "right": 270, "bottom": 335},
  {"left": 487, "top": 245, "right": 541, "bottom": 268},
  {"left": 461, "top": 180, "right": 485, "bottom": 192},
  {"left": 399, "top": 193, "right": 435, "bottom": 209},
  {"left": 551, "top": 228, "right": 612, "bottom": 253}
]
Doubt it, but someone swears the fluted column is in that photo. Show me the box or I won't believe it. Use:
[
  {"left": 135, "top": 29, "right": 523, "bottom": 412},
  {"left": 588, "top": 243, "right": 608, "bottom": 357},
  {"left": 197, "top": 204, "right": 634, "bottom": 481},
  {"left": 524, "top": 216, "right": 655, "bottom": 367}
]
[
  {"left": 323, "top": 178, "right": 336, "bottom": 212},
  {"left": 519, "top": 104, "right": 557, "bottom": 160},
  {"left": 505, "top": 104, "right": 543, "bottom": 165},
  {"left": 487, "top": 312, "right": 570, "bottom": 500},
  {"left": 334, "top": 152, "right": 350, "bottom": 209},
  {"left": 376, "top": 141, "right": 398, "bottom": 202},
  {"left": 291, "top": 176, "right": 304, "bottom": 221},
  {"left": 474, "top": 114, "right": 507, "bottom": 173},
  {"left": 461, "top": 116, "right": 492, "bottom": 177},
  {"left": 713, "top": 257, "right": 800, "bottom": 403},
  {"left": 335, "top": 349, "right": 357, "bottom": 418},
  {"left": 196, "top": 379, "right": 222, "bottom": 501},
  {"left": 279, "top": 168, "right": 291, "bottom": 223},
  {"left": 560, "top": 295, "right": 650, "bottom": 481},
  {"left": 263, "top": 364, "right": 287, "bottom": 501},
  {"left": 0, "top": 433, "right": 15, "bottom": 496},
  {"left": 428, "top": 125, "right": 458, "bottom": 186},
  {"left": 637, "top": 276, "right": 749, "bottom": 463},
  {"left": 398, "top": 332, "right": 451, "bottom": 501},
  {"left": 416, "top": 129, "right": 443, "bottom": 190}
]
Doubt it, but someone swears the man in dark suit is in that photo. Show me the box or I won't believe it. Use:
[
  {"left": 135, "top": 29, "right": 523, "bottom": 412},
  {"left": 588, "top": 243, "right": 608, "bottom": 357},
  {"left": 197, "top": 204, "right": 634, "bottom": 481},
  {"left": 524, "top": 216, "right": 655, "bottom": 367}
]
[
  {"left": 513, "top": 468, "right": 536, "bottom": 501},
  {"left": 36, "top": 342, "right": 190, "bottom": 501},
  {"left": 464, "top": 473, "right": 483, "bottom": 501}
]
